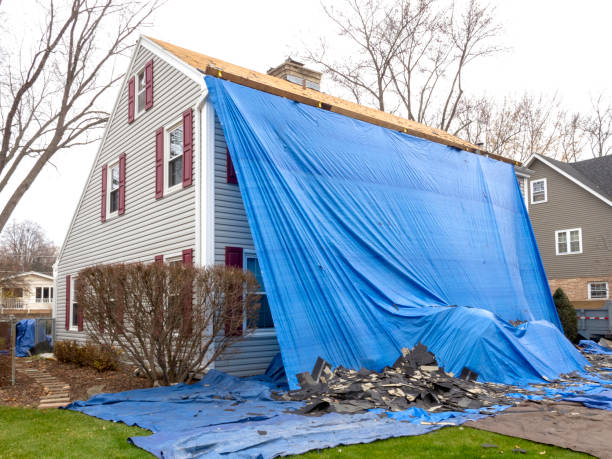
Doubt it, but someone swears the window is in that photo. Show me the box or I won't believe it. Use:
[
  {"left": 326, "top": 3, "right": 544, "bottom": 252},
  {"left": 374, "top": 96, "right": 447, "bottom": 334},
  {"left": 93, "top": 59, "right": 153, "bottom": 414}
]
[
  {"left": 136, "top": 69, "right": 146, "bottom": 115},
  {"left": 167, "top": 124, "right": 183, "bottom": 189},
  {"left": 245, "top": 253, "right": 274, "bottom": 329},
  {"left": 589, "top": 282, "right": 609, "bottom": 300},
  {"left": 70, "top": 277, "right": 79, "bottom": 330},
  {"left": 35, "top": 287, "right": 53, "bottom": 303},
  {"left": 108, "top": 162, "right": 120, "bottom": 214},
  {"left": 555, "top": 228, "right": 582, "bottom": 255},
  {"left": 531, "top": 178, "right": 547, "bottom": 203}
]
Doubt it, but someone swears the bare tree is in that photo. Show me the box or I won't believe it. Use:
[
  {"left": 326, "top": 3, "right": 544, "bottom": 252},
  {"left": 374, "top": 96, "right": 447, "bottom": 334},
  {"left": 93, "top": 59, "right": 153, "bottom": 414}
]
[
  {"left": 305, "top": 0, "right": 502, "bottom": 131},
  {"left": 581, "top": 94, "right": 612, "bottom": 158},
  {"left": 0, "top": 220, "right": 57, "bottom": 274},
  {"left": 0, "top": 0, "right": 159, "bottom": 233},
  {"left": 76, "top": 263, "right": 261, "bottom": 385}
]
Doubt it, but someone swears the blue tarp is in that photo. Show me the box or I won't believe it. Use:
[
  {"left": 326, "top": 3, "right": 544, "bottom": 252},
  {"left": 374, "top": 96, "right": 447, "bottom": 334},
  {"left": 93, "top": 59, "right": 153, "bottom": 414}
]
[
  {"left": 579, "top": 340, "right": 612, "bottom": 355},
  {"left": 15, "top": 319, "right": 35, "bottom": 357},
  {"left": 68, "top": 370, "right": 484, "bottom": 458},
  {"left": 205, "top": 76, "right": 586, "bottom": 388}
]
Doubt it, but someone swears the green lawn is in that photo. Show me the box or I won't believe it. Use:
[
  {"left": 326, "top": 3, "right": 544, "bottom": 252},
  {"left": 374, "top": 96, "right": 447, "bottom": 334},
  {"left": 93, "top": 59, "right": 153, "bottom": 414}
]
[{"left": 0, "top": 406, "right": 591, "bottom": 458}]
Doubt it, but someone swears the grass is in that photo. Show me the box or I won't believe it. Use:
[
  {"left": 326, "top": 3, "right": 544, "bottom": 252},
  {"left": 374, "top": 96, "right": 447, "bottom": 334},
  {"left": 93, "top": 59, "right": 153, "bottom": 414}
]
[
  {"left": 0, "top": 406, "right": 152, "bottom": 458},
  {"left": 0, "top": 407, "right": 592, "bottom": 458}
]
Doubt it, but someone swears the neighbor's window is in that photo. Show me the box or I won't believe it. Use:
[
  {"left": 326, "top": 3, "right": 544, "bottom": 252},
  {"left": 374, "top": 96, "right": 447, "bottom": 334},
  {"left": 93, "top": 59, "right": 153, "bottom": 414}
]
[
  {"left": 167, "top": 124, "right": 183, "bottom": 189},
  {"left": 531, "top": 178, "right": 547, "bottom": 204},
  {"left": 589, "top": 282, "right": 609, "bottom": 299},
  {"left": 245, "top": 254, "right": 274, "bottom": 329},
  {"left": 556, "top": 228, "right": 582, "bottom": 255},
  {"left": 137, "top": 68, "right": 146, "bottom": 114},
  {"left": 109, "top": 162, "right": 120, "bottom": 214},
  {"left": 35, "top": 287, "right": 53, "bottom": 303}
]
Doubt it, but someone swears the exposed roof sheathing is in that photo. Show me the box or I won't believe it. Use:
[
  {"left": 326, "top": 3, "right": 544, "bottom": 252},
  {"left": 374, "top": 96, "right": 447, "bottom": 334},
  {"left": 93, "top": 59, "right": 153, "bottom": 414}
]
[{"left": 147, "top": 37, "right": 518, "bottom": 165}]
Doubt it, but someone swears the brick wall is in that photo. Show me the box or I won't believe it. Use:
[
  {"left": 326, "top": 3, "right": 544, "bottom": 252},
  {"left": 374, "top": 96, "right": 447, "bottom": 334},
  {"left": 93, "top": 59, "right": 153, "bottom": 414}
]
[{"left": 549, "top": 276, "right": 612, "bottom": 302}]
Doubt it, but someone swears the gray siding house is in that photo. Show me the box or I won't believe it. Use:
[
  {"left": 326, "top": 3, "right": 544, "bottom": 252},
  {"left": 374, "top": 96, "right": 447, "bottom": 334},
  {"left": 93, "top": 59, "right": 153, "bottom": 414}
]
[
  {"left": 55, "top": 36, "right": 524, "bottom": 376},
  {"left": 525, "top": 154, "right": 612, "bottom": 309}
]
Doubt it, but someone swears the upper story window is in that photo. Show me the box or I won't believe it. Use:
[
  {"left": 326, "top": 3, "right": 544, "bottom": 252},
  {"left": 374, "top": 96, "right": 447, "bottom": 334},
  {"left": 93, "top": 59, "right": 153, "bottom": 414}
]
[
  {"left": 531, "top": 178, "right": 547, "bottom": 204},
  {"left": 555, "top": 228, "right": 582, "bottom": 255},
  {"left": 35, "top": 287, "right": 54, "bottom": 303},
  {"left": 167, "top": 124, "right": 184, "bottom": 190},
  {"left": 136, "top": 69, "right": 146, "bottom": 115},
  {"left": 589, "top": 282, "right": 609, "bottom": 299},
  {"left": 109, "top": 162, "right": 120, "bottom": 214}
]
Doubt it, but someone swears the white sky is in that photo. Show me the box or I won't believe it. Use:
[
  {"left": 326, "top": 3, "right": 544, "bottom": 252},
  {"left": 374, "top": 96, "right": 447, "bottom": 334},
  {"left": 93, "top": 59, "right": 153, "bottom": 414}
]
[{"left": 3, "top": 0, "right": 612, "bottom": 245}]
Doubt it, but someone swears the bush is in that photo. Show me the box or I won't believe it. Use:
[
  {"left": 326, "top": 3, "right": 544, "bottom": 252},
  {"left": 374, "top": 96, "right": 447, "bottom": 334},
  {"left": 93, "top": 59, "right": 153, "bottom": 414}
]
[
  {"left": 553, "top": 288, "right": 578, "bottom": 342},
  {"left": 55, "top": 340, "right": 119, "bottom": 372},
  {"left": 75, "top": 262, "right": 260, "bottom": 385}
]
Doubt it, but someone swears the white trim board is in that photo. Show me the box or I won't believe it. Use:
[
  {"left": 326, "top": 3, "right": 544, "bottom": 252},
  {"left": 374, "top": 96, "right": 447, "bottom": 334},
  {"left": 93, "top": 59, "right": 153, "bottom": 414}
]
[{"left": 526, "top": 154, "right": 612, "bottom": 207}]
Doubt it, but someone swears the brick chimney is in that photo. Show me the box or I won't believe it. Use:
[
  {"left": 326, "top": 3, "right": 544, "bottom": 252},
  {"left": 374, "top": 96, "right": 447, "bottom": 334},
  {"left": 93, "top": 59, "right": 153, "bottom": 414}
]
[{"left": 267, "top": 58, "right": 322, "bottom": 91}]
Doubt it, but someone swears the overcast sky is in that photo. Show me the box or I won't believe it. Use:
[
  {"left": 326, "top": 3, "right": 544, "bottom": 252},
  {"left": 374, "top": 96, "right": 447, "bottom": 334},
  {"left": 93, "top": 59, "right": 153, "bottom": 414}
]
[{"left": 3, "top": 0, "right": 612, "bottom": 245}]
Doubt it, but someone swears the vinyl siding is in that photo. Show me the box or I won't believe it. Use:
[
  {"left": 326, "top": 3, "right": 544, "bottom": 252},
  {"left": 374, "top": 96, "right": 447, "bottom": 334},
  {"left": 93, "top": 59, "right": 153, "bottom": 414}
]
[
  {"left": 528, "top": 159, "right": 612, "bottom": 279},
  {"left": 213, "top": 114, "right": 280, "bottom": 376},
  {"left": 56, "top": 44, "right": 201, "bottom": 343}
]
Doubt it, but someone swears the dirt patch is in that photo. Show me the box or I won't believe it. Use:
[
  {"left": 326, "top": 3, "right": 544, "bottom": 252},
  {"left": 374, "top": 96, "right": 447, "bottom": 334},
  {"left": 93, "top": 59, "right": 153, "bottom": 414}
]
[{"left": 0, "top": 354, "right": 151, "bottom": 407}]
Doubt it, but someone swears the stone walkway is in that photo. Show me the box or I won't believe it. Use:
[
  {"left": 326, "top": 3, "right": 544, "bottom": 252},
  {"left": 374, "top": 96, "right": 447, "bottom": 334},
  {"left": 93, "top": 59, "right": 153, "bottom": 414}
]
[{"left": 20, "top": 366, "right": 71, "bottom": 409}]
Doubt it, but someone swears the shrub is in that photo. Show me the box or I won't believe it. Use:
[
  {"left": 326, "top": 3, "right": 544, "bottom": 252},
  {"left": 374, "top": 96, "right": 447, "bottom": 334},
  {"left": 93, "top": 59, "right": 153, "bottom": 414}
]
[
  {"left": 75, "top": 262, "right": 260, "bottom": 385},
  {"left": 55, "top": 340, "right": 119, "bottom": 372},
  {"left": 553, "top": 288, "right": 578, "bottom": 342}
]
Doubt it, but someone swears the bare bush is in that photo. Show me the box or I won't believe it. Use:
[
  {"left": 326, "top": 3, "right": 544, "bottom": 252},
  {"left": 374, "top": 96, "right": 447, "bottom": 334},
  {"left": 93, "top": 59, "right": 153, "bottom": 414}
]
[{"left": 75, "top": 262, "right": 260, "bottom": 385}]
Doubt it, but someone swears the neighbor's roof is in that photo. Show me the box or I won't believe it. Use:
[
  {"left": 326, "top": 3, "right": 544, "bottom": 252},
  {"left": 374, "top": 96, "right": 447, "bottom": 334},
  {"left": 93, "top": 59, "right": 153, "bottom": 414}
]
[
  {"left": 1, "top": 271, "right": 53, "bottom": 281},
  {"left": 146, "top": 37, "right": 518, "bottom": 166},
  {"left": 528, "top": 154, "right": 612, "bottom": 206}
]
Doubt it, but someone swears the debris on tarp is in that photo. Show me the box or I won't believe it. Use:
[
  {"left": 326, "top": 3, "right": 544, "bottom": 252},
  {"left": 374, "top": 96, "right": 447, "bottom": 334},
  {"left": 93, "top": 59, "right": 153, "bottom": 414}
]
[{"left": 276, "top": 344, "right": 533, "bottom": 415}]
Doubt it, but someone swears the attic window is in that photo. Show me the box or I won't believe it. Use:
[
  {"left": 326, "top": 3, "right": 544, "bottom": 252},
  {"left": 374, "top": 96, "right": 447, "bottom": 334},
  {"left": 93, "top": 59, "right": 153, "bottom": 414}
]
[
  {"left": 108, "top": 162, "right": 120, "bottom": 214},
  {"left": 137, "top": 69, "right": 146, "bottom": 114},
  {"left": 167, "top": 123, "right": 184, "bottom": 189},
  {"left": 530, "top": 178, "right": 547, "bottom": 204}
]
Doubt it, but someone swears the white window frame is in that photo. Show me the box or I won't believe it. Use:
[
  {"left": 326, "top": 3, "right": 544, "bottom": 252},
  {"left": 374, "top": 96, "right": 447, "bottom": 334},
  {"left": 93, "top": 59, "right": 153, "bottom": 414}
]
[
  {"left": 588, "top": 282, "right": 609, "bottom": 300},
  {"left": 555, "top": 228, "right": 582, "bottom": 255},
  {"left": 244, "top": 250, "right": 275, "bottom": 335},
  {"left": 164, "top": 119, "right": 184, "bottom": 195},
  {"left": 530, "top": 178, "right": 547, "bottom": 204},
  {"left": 35, "top": 286, "right": 53, "bottom": 303},
  {"left": 69, "top": 276, "right": 79, "bottom": 331},
  {"left": 107, "top": 160, "right": 120, "bottom": 219},
  {"left": 135, "top": 66, "right": 146, "bottom": 118}
]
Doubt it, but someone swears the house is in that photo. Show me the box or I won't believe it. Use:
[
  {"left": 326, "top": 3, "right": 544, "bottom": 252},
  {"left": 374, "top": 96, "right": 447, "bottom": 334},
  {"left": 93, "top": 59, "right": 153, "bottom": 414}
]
[
  {"left": 525, "top": 154, "right": 612, "bottom": 309},
  {"left": 55, "top": 36, "right": 527, "bottom": 377},
  {"left": 0, "top": 271, "right": 54, "bottom": 317}
]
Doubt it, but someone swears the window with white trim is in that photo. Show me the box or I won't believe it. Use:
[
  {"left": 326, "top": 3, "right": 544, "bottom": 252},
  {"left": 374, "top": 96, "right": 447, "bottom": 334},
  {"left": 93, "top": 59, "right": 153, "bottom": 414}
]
[
  {"left": 589, "top": 282, "right": 609, "bottom": 299},
  {"left": 245, "top": 253, "right": 274, "bottom": 329},
  {"left": 35, "top": 287, "right": 53, "bottom": 303},
  {"left": 531, "top": 178, "right": 547, "bottom": 203},
  {"left": 555, "top": 228, "right": 582, "bottom": 255},
  {"left": 108, "top": 162, "right": 120, "bottom": 215},
  {"left": 166, "top": 123, "right": 183, "bottom": 190},
  {"left": 136, "top": 68, "right": 146, "bottom": 115},
  {"left": 70, "top": 277, "right": 79, "bottom": 330}
]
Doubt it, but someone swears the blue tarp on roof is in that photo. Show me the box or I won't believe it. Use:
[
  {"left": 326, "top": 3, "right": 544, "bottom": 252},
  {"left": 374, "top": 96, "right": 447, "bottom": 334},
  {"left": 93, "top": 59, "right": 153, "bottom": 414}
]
[{"left": 205, "top": 76, "right": 586, "bottom": 389}]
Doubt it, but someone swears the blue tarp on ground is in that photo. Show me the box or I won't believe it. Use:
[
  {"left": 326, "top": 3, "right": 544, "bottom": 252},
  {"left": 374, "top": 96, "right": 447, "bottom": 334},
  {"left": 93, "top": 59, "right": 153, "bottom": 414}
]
[
  {"left": 205, "top": 76, "right": 586, "bottom": 389},
  {"left": 67, "top": 370, "right": 484, "bottom": 458},
  {"left": 579, "top": 340, "right": 612, "bottom": 355}
]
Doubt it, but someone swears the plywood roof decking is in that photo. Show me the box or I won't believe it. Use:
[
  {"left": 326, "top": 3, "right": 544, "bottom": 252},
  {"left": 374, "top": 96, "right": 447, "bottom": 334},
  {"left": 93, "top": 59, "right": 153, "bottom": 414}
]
[{"left": 147, "top": 37, "right": 518, "bottom": 166}]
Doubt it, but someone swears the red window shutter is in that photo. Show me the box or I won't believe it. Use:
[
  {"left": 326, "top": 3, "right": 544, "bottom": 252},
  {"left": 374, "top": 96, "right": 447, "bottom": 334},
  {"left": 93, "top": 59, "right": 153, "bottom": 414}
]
[
  {"left": 145, "top": 59, "right": 154, "bottom": 110},
  {"left": 226, "top": 147, "right": 238, "bottom": 184},
  {"left": 101, "top": 165, "right": 107, "bottom": 222},
  {"left": 224, "top": 246, "right": 243, "bottom": 336},
  {"left": 128, "top": 77, "right": 135, "bottom": 123},
  {"left": 118, "top": 153, "right": 126, "bottom": 215},
  {"left": 154, "top": 255, "right": 164, "bottom": 264},
  {"left": 182, "top": 108, "right": 193, "bottom": 187},
  {"left": 65, "top": 275, "right": 71, "bottom": 331},
  {"left": 182, "top": 249, "right": 193, "bottom": 266},
  {"left": 155, "top": 127, "right": 164, "bottom": 199}
]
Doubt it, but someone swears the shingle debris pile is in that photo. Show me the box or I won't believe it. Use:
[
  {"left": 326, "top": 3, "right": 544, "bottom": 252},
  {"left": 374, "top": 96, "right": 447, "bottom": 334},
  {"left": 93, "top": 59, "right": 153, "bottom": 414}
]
[{"left": 274, "top": 343, "right": 612, "bottom": 416}]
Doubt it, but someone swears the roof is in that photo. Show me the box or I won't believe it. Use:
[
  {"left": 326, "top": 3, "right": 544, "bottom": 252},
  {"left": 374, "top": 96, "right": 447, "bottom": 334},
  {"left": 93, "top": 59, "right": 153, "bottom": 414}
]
[
  {"left": 145, "top": 37, "right": 518, "bottom": 166},
  {"left": 527, "top": 154, "right": 612, "bottom": 206},
  {"left": 1, "top": 271, "right": 53, "bottom": 281}
]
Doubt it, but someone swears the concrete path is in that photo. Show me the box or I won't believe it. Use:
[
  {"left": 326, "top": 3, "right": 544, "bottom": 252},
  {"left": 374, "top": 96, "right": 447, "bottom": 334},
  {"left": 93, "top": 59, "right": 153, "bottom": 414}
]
[{"left": 20, "top": 366, "right": 71, "bottom": 409}]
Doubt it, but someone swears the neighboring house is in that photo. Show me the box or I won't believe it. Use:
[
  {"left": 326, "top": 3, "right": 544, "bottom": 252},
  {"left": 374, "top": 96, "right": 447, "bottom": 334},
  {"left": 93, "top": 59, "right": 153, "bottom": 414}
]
[
  {"left": 525, "top": 154, "right": 612, "bottom": 309},
  {"left": 55, "top": 36, "right": 523, "bottom": 377},
  {"left": 0, "top": 271, "right": 54, "bottom": 316}
]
